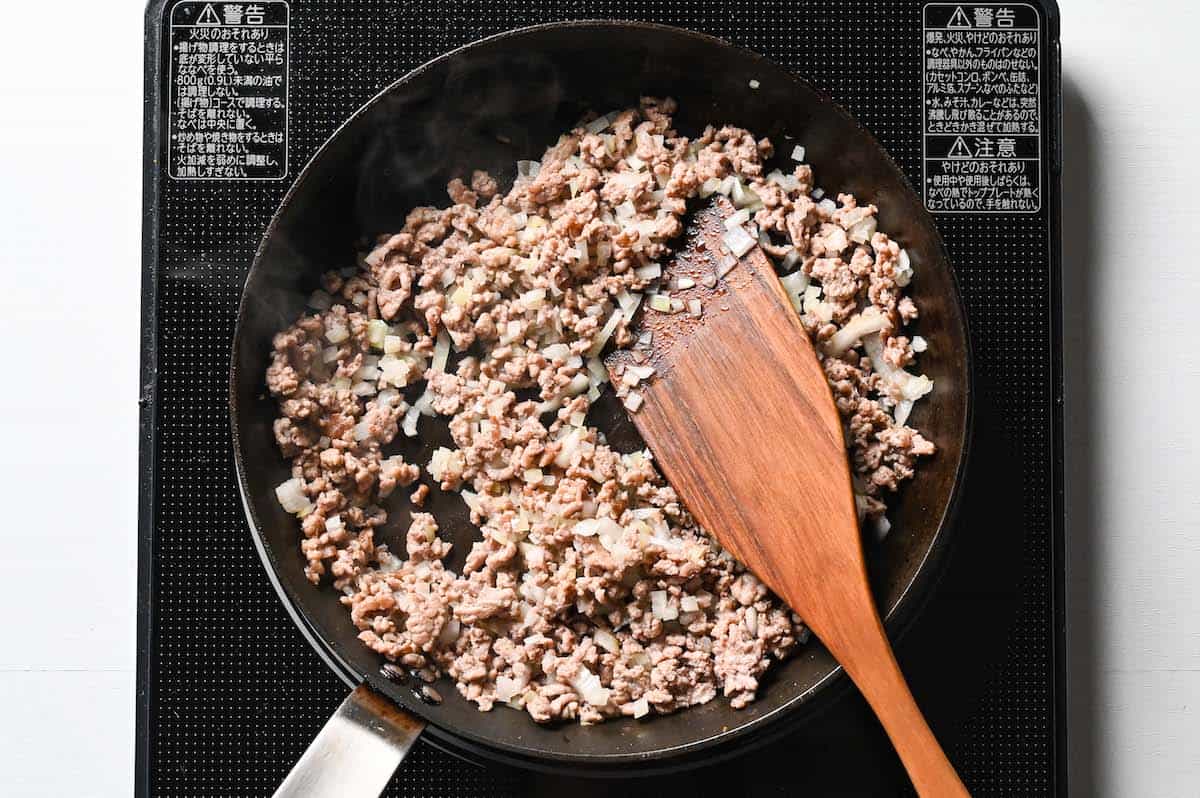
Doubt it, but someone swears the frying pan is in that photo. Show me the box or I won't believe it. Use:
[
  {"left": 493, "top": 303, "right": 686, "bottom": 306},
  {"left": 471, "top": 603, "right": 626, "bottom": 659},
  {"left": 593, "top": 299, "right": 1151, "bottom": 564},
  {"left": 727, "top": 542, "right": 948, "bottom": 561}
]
[{"left": 230, "top": 20, "right": 972, "bottom": 792}]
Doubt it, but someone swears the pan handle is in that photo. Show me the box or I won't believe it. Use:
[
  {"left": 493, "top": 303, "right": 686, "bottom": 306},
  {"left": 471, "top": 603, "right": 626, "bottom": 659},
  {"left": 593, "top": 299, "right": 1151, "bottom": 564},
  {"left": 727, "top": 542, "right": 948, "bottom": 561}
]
[{"left": 273, "top": 683, "right": 426, "bottom": 798}]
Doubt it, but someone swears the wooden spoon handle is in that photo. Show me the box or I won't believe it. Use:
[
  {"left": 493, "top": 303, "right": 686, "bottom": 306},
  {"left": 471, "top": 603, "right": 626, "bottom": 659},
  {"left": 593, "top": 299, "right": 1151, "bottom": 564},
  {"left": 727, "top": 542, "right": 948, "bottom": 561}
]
[{"left": 813, "top": 596, "right": 970, "bottom": 797}]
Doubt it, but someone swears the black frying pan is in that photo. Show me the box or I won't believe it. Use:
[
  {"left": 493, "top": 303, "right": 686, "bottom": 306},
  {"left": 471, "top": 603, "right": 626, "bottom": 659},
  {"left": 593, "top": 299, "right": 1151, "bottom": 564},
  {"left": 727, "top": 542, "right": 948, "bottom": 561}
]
[{"left": 230, "top": 20, "right": 972, "bottom": 789}]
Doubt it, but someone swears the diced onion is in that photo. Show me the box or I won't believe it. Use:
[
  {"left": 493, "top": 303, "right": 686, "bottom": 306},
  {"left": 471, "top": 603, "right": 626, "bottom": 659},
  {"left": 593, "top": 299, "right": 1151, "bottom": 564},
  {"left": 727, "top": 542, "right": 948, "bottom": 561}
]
[
  {"left": 570, "top": 666, "right": 611, "bottom": 707},
  {"left": 723, "top": 225, "right": 756, "bottom": 257},
  {"left": 634, "top": 263, "right": 662, "bottom": 281},
  {"left": 623, "top": 391, "right": 644, "bottom": 412},
  {"left": 781, "top": 271, "right": 810, "bottom": 312},
  {"left": 650, "top": 590, "right": 678, "bottom": 621},
  {"left": 895, "top": 248, "right": 914, "bottom": 287},
  {"left": 324, "top": 514, "right": 344, "bottom": 535},
  {"left": 687, "top": 299, "right": 702, "bottom": 318},
  {"left": 724, "top": 208, "right": 751, "bottom": 230},
  {"left": 324, "top": 323, "right": 349, "bottom": 344},
  {"left": 594, "top": 628, "right": 620, "bottom": 653},
  {"left": 680, "top": 595, "right": 700, "bottom": 613},
  {"left": 911, "top": 335, "right": 928, "bottom": 353},
  {"left": 588, "top": 309, "right": 623, "bottom": 356},
  {"left": 367, "top": 319, "right": 389, "bottom": 349},
  {"left": 516, "top": 160, "right": 541, "bottom": 179},
  {"left": 649, "top": 294, "right": 673, "bottom": 313},
  {"left": 748, "top": 79, "right": 760, "bottom": 89},
  {"left": 617, "top": 290, "right": 643, "bottom": 321},
  {"left": 791, "top": 144, "right": 807, "bottom": 162},
  {"left": 431, "top": 331, "right": 451, "bottom": 373},
  {"left": 402, "top": 404, "right": 420, "bottom": 437},
  {"left": 274, "top": 478, "right": 312, "bottom": 515},
  {"left": 698, "top": 177, "right": 723, "bottom": 198},
  {"left": 847, "top": 216, "right": 878, "bottom": 244},
  {"left": 631, "top": 697, "right": 650, "bottom": 719},
  {"left": 823, "top": 308, "right": 890, "bottom": 357}
]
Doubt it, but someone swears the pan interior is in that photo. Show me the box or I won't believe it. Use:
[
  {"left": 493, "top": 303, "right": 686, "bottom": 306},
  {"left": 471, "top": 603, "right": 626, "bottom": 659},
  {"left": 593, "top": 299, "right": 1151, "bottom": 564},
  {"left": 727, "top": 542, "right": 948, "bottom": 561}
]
[{"left": 231, "top": 21, "right": 970, "bottom": 769}]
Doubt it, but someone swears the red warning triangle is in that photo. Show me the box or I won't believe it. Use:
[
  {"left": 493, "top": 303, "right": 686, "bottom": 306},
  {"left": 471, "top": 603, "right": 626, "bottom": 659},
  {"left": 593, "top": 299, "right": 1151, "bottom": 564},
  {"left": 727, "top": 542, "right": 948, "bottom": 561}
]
[{"left": 947, "top": 6, "right": 972, "bottom": 28}]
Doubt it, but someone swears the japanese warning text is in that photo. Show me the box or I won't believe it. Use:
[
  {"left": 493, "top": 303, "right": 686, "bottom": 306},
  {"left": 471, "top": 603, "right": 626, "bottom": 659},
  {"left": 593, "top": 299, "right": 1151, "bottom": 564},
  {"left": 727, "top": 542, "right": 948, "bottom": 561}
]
[
  {"left": 923, "top": 4, "right": 1041, "bottom": 212},
  {"left": 168, "top": 1, "right": 289, "bottom": 180}
]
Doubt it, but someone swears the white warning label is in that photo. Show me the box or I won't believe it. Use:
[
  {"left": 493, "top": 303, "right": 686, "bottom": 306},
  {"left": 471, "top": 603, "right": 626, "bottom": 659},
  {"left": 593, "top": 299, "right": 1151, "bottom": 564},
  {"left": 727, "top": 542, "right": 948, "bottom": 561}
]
[
  {"left": 922, "top": 3, "right": 1042, "bottom": 213},
  {"left": 167, "top": 1, "right": 290, "bottom": 180}
]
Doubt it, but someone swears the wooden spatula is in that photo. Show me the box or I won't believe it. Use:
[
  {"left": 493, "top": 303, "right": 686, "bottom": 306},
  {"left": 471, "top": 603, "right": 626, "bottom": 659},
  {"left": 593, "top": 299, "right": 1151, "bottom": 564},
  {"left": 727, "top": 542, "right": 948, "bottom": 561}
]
[{"left": 606, "top": 199, "right": 969, "bottom": 797}]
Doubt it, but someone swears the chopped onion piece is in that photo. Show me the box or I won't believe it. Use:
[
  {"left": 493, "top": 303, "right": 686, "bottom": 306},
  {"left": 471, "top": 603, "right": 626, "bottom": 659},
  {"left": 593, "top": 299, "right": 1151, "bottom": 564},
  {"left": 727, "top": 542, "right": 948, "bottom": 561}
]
[
  {"left": 724, "top": 208, "right": 751, "bottom": 230},
  {"left": 634, "top": 263, "right": 662, "bottom": 281},
  {"left": 367, "top": 319, "right": 389, "bottom": 349},
  {"left": 570, "top": 666, "right": 611, "bottom": 707},
  {"left": 895, "top": 248, "right": 913, "bottom": 287},
  {"left": 623, "top": 391, "right": 644, "bottom": 412},
  {"left": 588, "top": 309, "right": 623, "bottom": 356},
  {"left": 723, "top": 225, "right": 756, "bottom": 257},
  {"left": 894, "top": 399, "right": 914, "bottom": 426},
  {"left": 594, "top": 628, "right": 620, "bottom": 654},
  {"left": 353, "top": 419, "right": 372, "bottom": 441},
  {"left": 824, "top": 308, "right": 890, "bottom": 356},
  {"left": 383, "top": 334, "right": 404, "bottom": 354},
  {"left": 687, "top": 299, "right": 702, "bottom": 318},
  {"left": 402, "top": 404, "right": 420, "bottom": 437},
  {"left": 650, "top": 590, "right": 678, "bottom": 621},
  {"left": 912, "top": 335, "right": 928, "bottom": 353},
  {"left": 716, "top": 255, "right": 738, "bottom": 278},
  {"left": 780, "top": 271, "right": 810, "bottom": 312},
  {"left": 494, "top": 675, "right": 524, "bottom": 702},
  {"left": 748, "top": 78, "right": 760, "bottom": 89},
  {"left": 351, "top": 381, "right": 376, "bottom": 397},
  {"left": 567, "top": 372, "right": 591, "bottom": 396},
  {"left": 617, "top": 290, "right": 643, "bottom": 321},
  {"left": 322, "top": 346, "right": 339, "bottom": 364},
  {"left": 680, "top": 595, "right": 700, "bottom": 613},
  {"left": 274, "top": 478, "right": 312, "bottom": 515},
  {"left": 626, "top": 155, "right": 645, "bottom": 171},
  {"left": 847, "top": 216, "right": 878, "bottom": 244},
  {"left": 649, "top": 294, "right": 673, "bottom": 313},
  {"left": 628, "top": 364, "right": 655, "bottom": 380},
  {"left": 676, "top": 277, "right": 695, "bottom": 290},
  {"left": 902, "top": 374, "right": 934, "bottom": 401},
  {"left": 586, "top": 356, "right": 609, "bottom": 385},
  {"left": 324, "top": 323, "right": 349, "bottom": 344},
  {"left": 669, "top": 298, "right": 685, "bottom": 313},
  {"left": 516, "top": 159, "right": 541, "bottom": 178},
  {"left": 521, "top": 287, "right": 545, "bottom": 308},
  {"left": 631, "top": 697, "right": 650, "bottom": 719},
  {"left": 698, "top": 177, "right": 723, "bottom": 198},
  {"left": 791, "top": 144, "right": 807, "bottom": 162},
  {"left": 811, "top": 187, "right": 825, "bottom": 200}
]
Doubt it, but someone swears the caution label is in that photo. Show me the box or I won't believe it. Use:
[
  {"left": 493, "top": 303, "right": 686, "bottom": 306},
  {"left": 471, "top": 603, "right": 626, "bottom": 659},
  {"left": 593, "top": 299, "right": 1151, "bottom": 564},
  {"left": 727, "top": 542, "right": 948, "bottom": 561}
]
[
  {"left": 167, "top": 1, "right": 290, "bottom": 180},
  {"left": 922, "top": 4, "right": 1041, "bottom": 213}
]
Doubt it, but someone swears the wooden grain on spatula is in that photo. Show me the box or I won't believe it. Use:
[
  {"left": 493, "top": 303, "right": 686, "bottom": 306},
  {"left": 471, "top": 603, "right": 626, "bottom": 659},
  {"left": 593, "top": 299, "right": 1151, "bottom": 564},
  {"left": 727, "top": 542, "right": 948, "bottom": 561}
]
[{"left": 606, "top": 199, "right": 969, "bottom": 797}]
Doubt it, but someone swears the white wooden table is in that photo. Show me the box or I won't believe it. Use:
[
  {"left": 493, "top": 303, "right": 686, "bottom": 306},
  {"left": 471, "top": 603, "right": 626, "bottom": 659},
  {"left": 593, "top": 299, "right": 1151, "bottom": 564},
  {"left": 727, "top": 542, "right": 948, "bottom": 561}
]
[{"left": 0, "top": 0, "right": 1195, "bottom": 794}]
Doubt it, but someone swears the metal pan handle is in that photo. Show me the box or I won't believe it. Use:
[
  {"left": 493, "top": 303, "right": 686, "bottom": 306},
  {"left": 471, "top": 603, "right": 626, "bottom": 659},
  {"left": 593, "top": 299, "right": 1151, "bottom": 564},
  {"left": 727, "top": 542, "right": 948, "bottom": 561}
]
[{"left": 273, "top": 684, "right": 426, "bottom": 798}]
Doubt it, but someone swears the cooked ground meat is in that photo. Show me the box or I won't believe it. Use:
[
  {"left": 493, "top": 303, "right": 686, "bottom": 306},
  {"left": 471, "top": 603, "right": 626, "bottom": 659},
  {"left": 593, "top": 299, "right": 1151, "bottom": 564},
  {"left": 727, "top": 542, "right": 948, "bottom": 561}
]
[{"left": 266, "top": 98, "right": 935, "bottom": 725}]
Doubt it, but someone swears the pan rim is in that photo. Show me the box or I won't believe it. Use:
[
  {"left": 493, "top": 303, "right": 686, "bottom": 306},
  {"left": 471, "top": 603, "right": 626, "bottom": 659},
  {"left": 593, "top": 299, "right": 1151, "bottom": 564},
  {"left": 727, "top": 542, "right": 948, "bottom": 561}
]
[{"left": 229, "top": 17, "right": 973, "bottom": 772}]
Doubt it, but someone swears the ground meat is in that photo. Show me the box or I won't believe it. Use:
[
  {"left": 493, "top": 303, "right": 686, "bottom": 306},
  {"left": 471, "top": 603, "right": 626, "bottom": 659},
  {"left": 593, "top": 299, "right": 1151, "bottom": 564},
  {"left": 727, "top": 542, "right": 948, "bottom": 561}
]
[{"left": 265, "top": 98, "right": 935, "bottom": 726}]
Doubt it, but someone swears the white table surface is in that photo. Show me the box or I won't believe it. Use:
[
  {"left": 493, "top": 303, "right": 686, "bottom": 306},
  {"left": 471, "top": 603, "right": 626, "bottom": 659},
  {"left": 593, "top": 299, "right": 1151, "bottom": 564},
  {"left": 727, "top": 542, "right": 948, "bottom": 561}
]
[{"left": 0, "top": 0, "right": 1195, "bottom": 795}]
